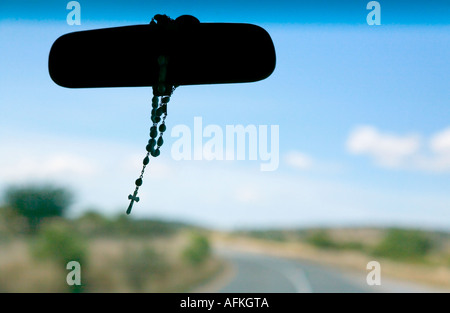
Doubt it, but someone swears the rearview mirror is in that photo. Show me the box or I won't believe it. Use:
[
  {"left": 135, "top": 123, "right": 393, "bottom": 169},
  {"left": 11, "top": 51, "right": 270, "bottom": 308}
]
[{"left": 48, "top": 15, "right": 276, "bottom": 90}]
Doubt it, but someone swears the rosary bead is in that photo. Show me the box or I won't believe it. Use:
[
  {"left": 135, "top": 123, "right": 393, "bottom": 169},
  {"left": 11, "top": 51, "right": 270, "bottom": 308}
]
[
  {"left": 151, "top": 108, "right": 157, "bottom": 116},
  {"left": 157, "top": 136, "right": 164, "bottom": 146},
  {"left": 135, "top": 178, "right": 143, "bottom": 186},
  {"left": 154, "top": 116, "right": 161, "bottom": 123},
  {"left": 159, "top": 123, "right": 166, "bottom": 132},
  {"left": 152, "top": 102, "right": 158, "bottom": 109},
  {"left": 146, "top": 139, "right": 156, "bottom": 152},
  {"left": 150, "top": 127, "right": 158, "bottom": 138},
  {"left": 152, "top": 96, "right": 159, "bottom": 105},
  {"left": 162, "top": 97, "right": 170, "bottom": 104},
  {"left": 148, "top": 139, "right": 156, "bottom": 152},
  {"left": 143, "top": 156, "right": 149, "bottom": 165},
  {"left": 161, "top": 104, "right": 167, "bottom": 114},
  {"left": 156, "top": 107, "right": 163, "bottom": 117},
  {"left": 151, "top": 148, "right": 161, "bottom": 157}
]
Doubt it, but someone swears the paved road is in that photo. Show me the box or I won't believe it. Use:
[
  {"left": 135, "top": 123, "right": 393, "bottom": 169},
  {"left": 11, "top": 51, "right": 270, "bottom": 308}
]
[{"left": 217, "top": 250, "right": 445, "bottom": 293}]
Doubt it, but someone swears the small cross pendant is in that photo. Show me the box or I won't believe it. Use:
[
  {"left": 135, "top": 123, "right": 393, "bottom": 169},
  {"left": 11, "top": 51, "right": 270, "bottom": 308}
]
[{"left": 127, "top": 190, "right": 140, "bottom": 215}]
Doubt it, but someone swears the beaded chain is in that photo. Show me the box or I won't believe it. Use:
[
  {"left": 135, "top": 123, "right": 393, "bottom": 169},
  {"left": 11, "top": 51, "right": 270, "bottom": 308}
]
[
  {"left": 126, "top": 14, "right": 176, "bottom": 215},
  {"left": 126, "top": 94, "right": 170, "bottom": 215}
]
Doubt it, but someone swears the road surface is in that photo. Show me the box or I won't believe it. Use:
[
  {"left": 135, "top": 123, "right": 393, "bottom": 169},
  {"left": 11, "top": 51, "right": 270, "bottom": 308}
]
[{"left": 214, "top": 250, "right": 446, "bottom": 293}]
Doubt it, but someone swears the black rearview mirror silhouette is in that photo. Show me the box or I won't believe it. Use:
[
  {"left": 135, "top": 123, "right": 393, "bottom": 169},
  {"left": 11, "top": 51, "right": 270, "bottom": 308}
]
[{"left": 48, "top": 15, "right": 276, "bottom": 90}]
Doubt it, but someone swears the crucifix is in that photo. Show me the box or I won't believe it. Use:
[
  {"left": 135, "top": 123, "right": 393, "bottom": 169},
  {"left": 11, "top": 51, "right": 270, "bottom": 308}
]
[
  {"left": 48, "top": 14, "right": 276, "bottom": 214},
  {"left": 127, "top": 190, "right": 140, "bottom": 215}
]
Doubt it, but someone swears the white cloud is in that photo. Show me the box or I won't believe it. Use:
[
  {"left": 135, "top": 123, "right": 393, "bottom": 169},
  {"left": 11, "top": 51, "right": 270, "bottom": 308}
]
[
  {"left": 284, "top": 151, "right": 313, "bottom": 170},
  {"left": 347, "top": 125, "right": 450, "bottom": 172},
  {"left": 430, "top": 127, "right": 450, "bottom": 155},
  {"left": 20, "top": 154, "right": 96, "bottom": 178},
  {"left": 0, "top": 148, "right": 98, "bottom": 181},
  {"left": 347, "top": 126, "right": 420, "bottom": 168}
]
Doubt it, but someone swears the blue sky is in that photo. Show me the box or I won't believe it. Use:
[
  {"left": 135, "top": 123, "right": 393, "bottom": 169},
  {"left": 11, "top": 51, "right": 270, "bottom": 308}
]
[
  {"left": 0, "top": 1, "right": 449, "bottom": 230},
  {"left": 1, "top": 0, "right": 449, "bottom": 24}
]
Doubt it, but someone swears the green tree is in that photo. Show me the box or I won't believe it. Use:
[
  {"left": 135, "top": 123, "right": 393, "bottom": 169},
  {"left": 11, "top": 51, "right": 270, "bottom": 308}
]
[
  {"left": 373, "top": 228, "right": 433, "bottom": 261},
  {"left": 182, "top": 233, "right": 211, "bottom": 266},
  {"left": 4, "top": 185, "right": 73, "bottom": 233},
  {"left": 306, "top": 230, "right": 337, "bottom": 249}
]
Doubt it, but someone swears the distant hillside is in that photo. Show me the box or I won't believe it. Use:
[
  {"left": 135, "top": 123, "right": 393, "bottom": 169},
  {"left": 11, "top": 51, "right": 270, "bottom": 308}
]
[{"left": 235, "top": 227, "right": 450, "bottom": 263}]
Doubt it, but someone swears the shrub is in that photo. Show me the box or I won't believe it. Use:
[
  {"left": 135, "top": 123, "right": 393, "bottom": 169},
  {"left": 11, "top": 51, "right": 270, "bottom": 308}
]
[
  {"left": 338, "top": 241, "right": 365, "bottom": 251},
  {"left": 182, "top": 233, "right": 211, "bottom": 266},
  {"left": 33, "top": 220, "right": 87, "bottom": 265},
  {"left": 373, "top": 229, "right": 433, "bottom": 261},
  {"left": 305, "top": 230, "right": 337, "bottom": 249}
]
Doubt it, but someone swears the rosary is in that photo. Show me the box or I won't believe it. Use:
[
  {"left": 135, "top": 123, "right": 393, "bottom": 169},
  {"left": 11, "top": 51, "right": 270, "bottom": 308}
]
[
  {"left": 48, "top": 14, "right": 276, "bottom": 215},
  {"left": 127, "top": 15, "right": 177, "bottom": 214},
  {"left": 126, "top": 90, "right": 170, "bottom": 215}
]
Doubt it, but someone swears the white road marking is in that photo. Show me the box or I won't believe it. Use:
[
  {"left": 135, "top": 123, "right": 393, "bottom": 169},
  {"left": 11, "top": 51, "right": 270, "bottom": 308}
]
[{"left": 274, "top": 262, "right": 313, "bottom": 293}]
